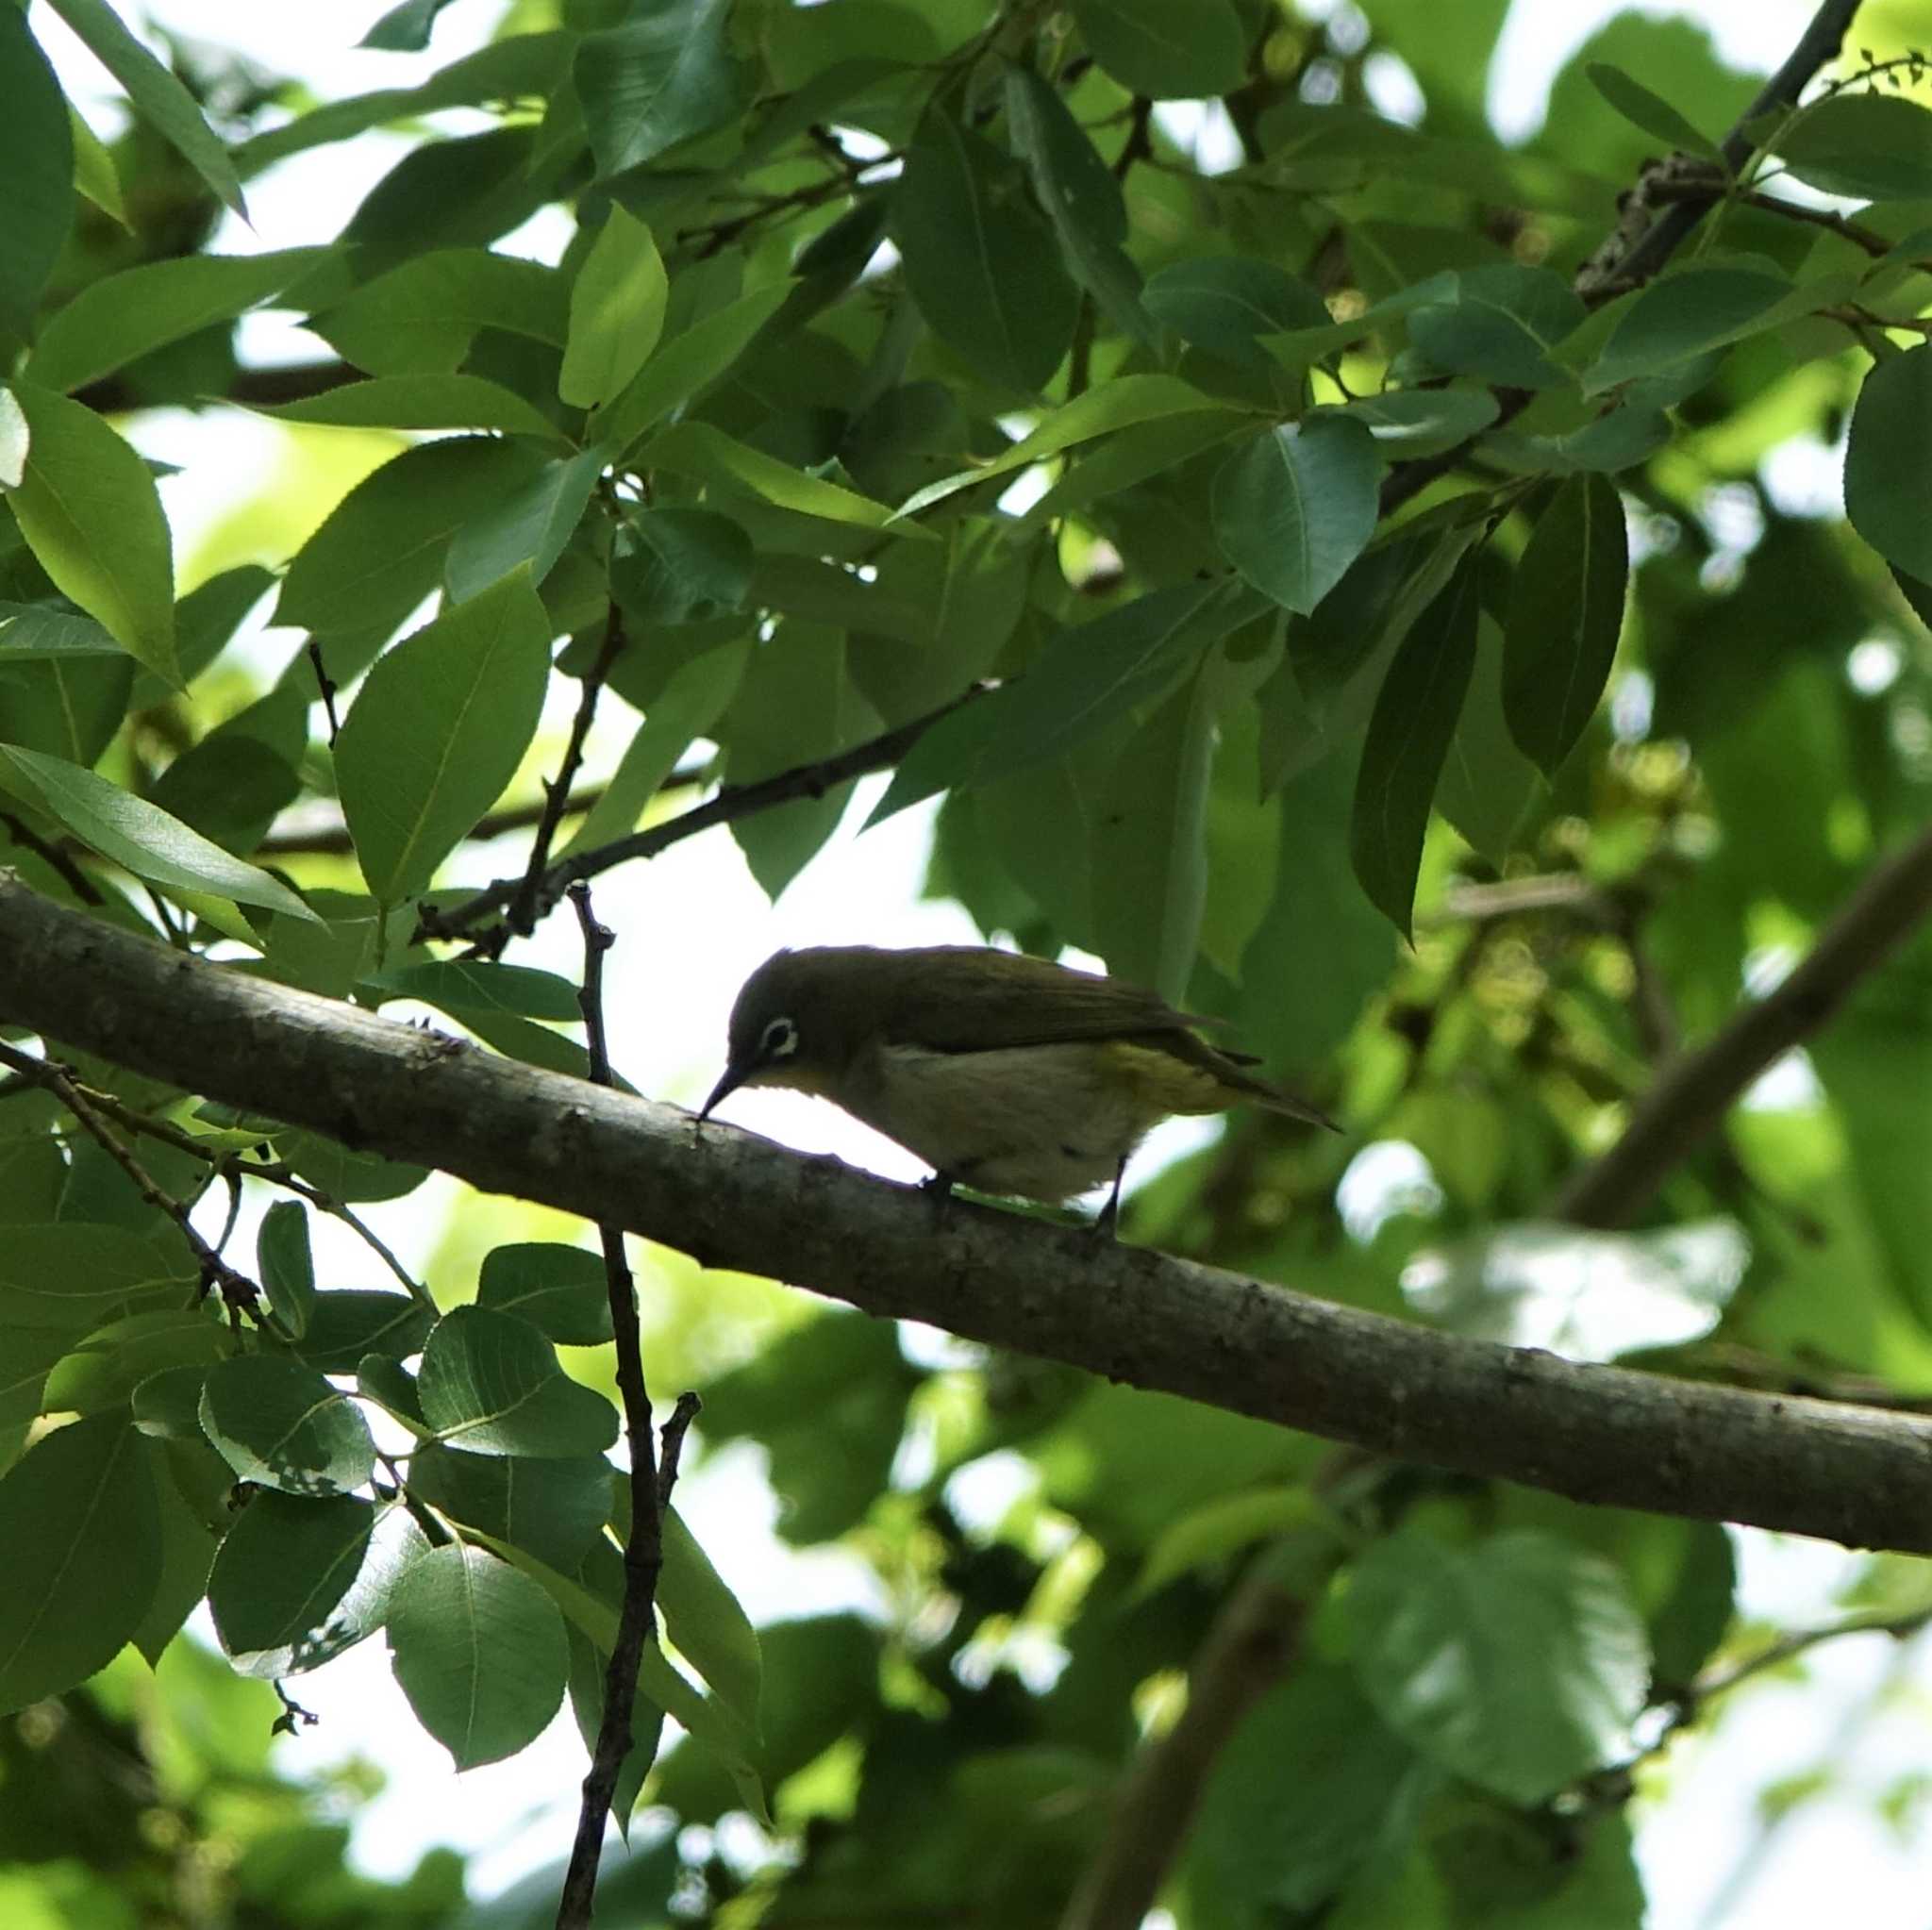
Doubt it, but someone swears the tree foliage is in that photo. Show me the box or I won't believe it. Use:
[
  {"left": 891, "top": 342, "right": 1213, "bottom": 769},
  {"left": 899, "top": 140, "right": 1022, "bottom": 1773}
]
[{"left": 5, "top": 0, "right": 1932, "bottom": 1924}]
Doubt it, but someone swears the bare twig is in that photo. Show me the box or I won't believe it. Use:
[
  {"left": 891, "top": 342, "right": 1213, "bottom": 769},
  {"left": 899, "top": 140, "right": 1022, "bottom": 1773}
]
[
  {"left": 556, "top": 881, "right": 695, "bottom": 1929},
  {"left": 254, "top": 768, "right": 705, "bottom": 858},
  {"left": 32, "top": 1073, "right": 435, "bottom": 1310},
  {"left": 1, "top": 809, "right": 104, "bottom": 905},
  {"left": 0, "top": 1039, "right": 264, "bottom": 1323},
  {"left": 418, "top": 682, "right": 991, "bottom": 949},
  {"left": 1645, "top": 176, "right": 1896, "bottom": 257},
  {"left": 510, "top": 606, "right": 629, "bottom": 942},
  {"left": 308, "top": 640, "right": 341, "bottom": 744}
]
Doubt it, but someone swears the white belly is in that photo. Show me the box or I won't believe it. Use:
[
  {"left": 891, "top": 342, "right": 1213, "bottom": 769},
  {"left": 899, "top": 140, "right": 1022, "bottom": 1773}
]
[{"left": 834, "top": 1041, "right": 1164, "bottom": 1202}]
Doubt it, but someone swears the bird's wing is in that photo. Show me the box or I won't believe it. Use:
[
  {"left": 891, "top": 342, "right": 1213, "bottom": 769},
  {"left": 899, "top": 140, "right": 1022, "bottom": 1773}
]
[{"left": 877, "top": 950, "right": 1198, "bottom": 1052}]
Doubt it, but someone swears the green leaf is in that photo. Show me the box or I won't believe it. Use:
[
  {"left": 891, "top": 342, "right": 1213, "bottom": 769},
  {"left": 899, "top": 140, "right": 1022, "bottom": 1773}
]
[
  {"left": 0, "top": 603, "right": 120, "bottom": 661},
  {"left": 359, "top": 0, "right": 458, "bottom": 51},
  {"left": 1072, "top": 0, "right": 1247, "bottom": 98},
  {"left": 445, "top": 449, "right": 605, "bottom": 603},
  {"left": 386, "top": 1542, "right": 568, "bottom": 1769},
  {"left": 239, "top": 33, "right": 571, "bottom": 170},
  {"left": 409, "top": 1442, "right": 612, "bottom": 1572},
  {"left": 368, "top": 959, "right": 583, "bottom": 1024},
  {"left": 132, "top": 1364, "right": 210, "bottom": 1442},
  {"left": 131, "top": 1447, "right": 217, "bottom": 1664},
  {"left": 417, "top": 1305, "right": 618, "bottom": 1457},
  {"left": 1003, "top": 63, "right": 1154, "bottom": 350},
  {"left": 658, "top": 1505, "right": 761, "bottom": 1736},
  {"left": 1350, "top": 557, "right": 1482, "bottom": 937},
  {"left": 0, "top": 744, "right": 316, "bottom": 921},
  {"left": 566, "top": 1621, "right": 662, "bottom": 1837},
  {"left": 575, "top": 0, "right": 744, "bottom": 177},
  {"left": 1091, "top": 670, "right": 1214, "bottom": 1004},
  {"left": 275, "top": 436, "right": 545, "bottom": 638},
  {"left": 0, "top": 9, "right": 73, "bottom": 334},
  {"left": 491, "top": 1529, "right": 762, "bottom": 1805},
  {"left": 560, "top": 206, "right": 668, "bottom": 408},
  {"left": 5, "top": 384, "right": 176, "bottom": 682},
  {"left": 1436, "top": 603, "right": 1541, "bottom": 863},
  {"left": 1348, "top": 1529, "right": 1649, "bottom": 1804},
  {"left": 723, "top": 623, "right": 876, "bottom": 897},
  {"left": 0, "top": 1224, "right": 190, "bottom": 1332},
  {"left": 208, "top": 1491, "right": 374, "bottom": 1658},
  {"left": 69, "top": 108, "right": 125, "bottom": 225},
  {"left": 891, "top": 108, "right": 1080, "bottom": 393},
  {"left": 292, "top": 1291, "right": 433, "bottom": 1375},
  {"left": 335, "top": 571, "right": 554, "bottom": 904},
  {"left": 1584, "top": 62, "right": 1723, "bottom": 163},
  {"left": 1143, "top": 257, "right": 1331, "bottom": 370},
  {"left": 1846, "top": 343, "right": 1932, "bottom": 583},
  {"left": 1190, "top": 1662, "right": 1426, "bottom": 1914},
  {"left": 42, "top": 1310, "right": 226, "bottom": 1415},
  {"left": 42, "top": 0, "right": 246, "bottom": 217},
  {"left": 250, "top": 374, "right": 568, "bottom": 442},
  {"left": 1774, "top": 92, "right": 1932, "bottom": 203},
  {"left": 612, "top": 507, "right": 753, "bottom": 624},
  {"left": 0, "top": 1413, "right": 158, "bottom": 1712},
  {"left": 1212, "top": 416, "right": 1382, "bottom": 616},
  {"left": 588, "top": 282, "right": 791, "bottom": 461},
  {"left": 871, "top": 581, "right": 1246, "bottom": 823},
  {"left": 308, "top": 247, "right": 567, "bottom": 376},
  {"left": 1583, "top": 265, "right": 1798, "bottom": 391},
  {"left": 1503, "top": 472, "right": 1628, "bottom": 775},
  {"left": 198, "top": 1355, "right": 376, "bottom": 1497},
  {"left": 28, "top": 249, "right": 328, "bottom": 395},
  {"left": 643, "top": 420, "right": 906, "bottom": 532},
  {"left": 896, "top": 374, "right": 1227, "bottom": 519},
  {"left": 258, "top": 1202, "right": 315, "bottom": 1342},
  {"left": 475, "top": 1243, "right": 613, "bottom": 1347},
  {"left": 1332, "top": 386, "right": 1500, "bottom": 458},
  {"left": 1407, "top": 265, "right": 1585, "bottom": 389},
  {"left": 563, "top": 637, "right": 748, "bottom": 855}
]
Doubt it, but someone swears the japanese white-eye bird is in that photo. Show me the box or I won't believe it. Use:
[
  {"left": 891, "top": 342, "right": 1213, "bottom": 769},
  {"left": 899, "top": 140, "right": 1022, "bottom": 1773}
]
[{"left": 699, "top": 945, "right": 1340, "bottom": 1228}]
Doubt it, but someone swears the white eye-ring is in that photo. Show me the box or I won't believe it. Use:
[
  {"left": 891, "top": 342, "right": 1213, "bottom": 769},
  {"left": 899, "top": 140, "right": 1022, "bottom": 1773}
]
[{"left": 760, "top": 1015, "right": 799, "bottom": 1059}]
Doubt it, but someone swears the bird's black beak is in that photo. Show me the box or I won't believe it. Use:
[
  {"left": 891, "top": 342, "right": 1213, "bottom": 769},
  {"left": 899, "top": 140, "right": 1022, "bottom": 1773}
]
[{"left": 697, "top": 1063, "right": 745, "bottom": 1122}]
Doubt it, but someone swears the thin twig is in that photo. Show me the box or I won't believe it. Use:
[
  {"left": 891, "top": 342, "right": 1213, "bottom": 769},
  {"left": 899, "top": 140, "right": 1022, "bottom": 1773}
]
[
  {"left": 556, "top": 882, "right": 695, "bottom": 1929},
  {"left": 31, "top": 1074, "right": 435, "bottom": 1310},
  {"left": 254, "top": 768, "right": 705, "bottom": 858},
  {"left": 1379, "top": 0, "right": 1864, "bottom": 521},
  {"left": 509, "top": 604, "right": 629, "bottom": 940},
  {"left": 418, "top": 681, "right": 991, "bottom": 950},
  {"left": 1645, "top": 176, "right": 1896, "bottom": 257},
  {"left": 0, "top": 1040, "right": 264, "bottom": 1323},
  {"left": 1, "top": 809, "right": 104, "bottom": 905},
  {"left": 308, "top": 639, "right": 341, "bottom": 744},
  {"left": 1608, "top": 0, "right": 1865, "bottom": 290}
]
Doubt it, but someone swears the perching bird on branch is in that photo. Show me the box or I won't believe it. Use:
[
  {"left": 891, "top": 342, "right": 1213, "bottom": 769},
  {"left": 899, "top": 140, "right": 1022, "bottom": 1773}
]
[{"left": 701, "top": 945, "right": 1340, "bottom": 1230}]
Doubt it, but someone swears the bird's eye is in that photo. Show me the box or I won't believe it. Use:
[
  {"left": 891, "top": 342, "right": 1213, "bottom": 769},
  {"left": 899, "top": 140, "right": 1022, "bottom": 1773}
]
[{"left": 760, "top": 1015, "right": 799, "bottom": 1059}]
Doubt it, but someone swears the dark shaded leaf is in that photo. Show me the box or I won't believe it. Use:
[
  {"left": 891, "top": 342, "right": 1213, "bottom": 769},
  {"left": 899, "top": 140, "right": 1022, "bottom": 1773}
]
[
  {"left": 1503, "top": 472, "right": 1628, "bottom": 774},
  {"left": 1350, "top": 557, "right": 1482, "bottom": 937}
]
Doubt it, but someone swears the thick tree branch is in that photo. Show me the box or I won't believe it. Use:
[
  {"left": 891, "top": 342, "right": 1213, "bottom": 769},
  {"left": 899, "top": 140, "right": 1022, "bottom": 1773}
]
[
  {"left": 1556, "top": 821, "right": 1932, "bottom": 1227},
  {"left": 5, "top": 873, "right": 1931, "bottom": 1554}
]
